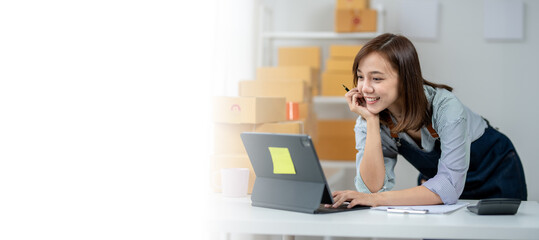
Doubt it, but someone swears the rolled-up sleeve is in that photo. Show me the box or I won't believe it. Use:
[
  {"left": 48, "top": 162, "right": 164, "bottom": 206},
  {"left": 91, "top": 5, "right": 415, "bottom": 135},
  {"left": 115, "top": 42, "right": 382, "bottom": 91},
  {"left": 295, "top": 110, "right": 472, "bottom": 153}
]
[
  {"left": 353, "top": 117, "right": 398, "bottom": 193},
  {"left": 423, "top": 117, "right": 470, "bottom": 205}
]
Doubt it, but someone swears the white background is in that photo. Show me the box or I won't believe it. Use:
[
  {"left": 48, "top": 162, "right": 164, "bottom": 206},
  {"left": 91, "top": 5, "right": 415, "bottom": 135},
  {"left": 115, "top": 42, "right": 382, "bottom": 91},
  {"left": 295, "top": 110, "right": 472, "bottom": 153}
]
[{"left": 0, "top": 0, "right": 214, "bottom": 239}]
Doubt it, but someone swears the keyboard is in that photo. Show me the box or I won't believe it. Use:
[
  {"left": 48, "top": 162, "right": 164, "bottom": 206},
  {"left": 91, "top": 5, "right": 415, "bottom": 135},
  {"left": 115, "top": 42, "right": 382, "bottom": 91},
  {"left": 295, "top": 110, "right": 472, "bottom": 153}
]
[{"left": 315, "top": 203, "right": 370, "bottom": 214}]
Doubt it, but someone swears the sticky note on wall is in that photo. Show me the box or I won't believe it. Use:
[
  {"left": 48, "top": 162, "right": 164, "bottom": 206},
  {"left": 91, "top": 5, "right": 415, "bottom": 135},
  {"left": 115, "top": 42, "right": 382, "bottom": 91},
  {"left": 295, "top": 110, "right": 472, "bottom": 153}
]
[{"left": 268, "top": 147, "right": 296, "bottom": 174}]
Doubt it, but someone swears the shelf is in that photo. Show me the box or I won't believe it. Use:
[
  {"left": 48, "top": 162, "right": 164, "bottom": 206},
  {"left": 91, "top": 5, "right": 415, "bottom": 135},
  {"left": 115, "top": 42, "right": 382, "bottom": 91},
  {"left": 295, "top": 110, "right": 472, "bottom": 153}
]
[
  {"left": 262, "top": 31, "right": 380, "bottom": 40},
  {"left": 313, "top": 96, "right": 357, "bottom": 119},
  {"left": 313, "top": 96, "right": 347, "bottom": 104},
  {"left": 257, "top": 3, "right": 385, "bottom": 67}
]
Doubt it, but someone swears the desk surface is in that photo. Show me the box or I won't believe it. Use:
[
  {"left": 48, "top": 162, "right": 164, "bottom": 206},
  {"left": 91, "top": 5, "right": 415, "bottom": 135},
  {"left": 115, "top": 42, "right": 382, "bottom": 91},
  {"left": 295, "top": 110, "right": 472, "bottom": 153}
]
[{"left": 209, "top": 194, "right": 539, "bottom": 239}]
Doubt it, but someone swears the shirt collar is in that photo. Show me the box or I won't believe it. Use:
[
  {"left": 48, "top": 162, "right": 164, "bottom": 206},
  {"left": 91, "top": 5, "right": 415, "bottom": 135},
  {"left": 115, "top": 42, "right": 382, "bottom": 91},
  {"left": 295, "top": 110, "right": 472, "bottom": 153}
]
[{"left": 424, "top": 84, "right": 436, "bottom": 106}]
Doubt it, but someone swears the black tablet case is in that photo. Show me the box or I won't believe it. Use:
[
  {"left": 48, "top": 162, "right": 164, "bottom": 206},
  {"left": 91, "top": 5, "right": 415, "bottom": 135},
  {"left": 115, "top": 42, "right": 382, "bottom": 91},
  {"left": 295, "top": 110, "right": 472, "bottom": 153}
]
[{"left": 240, "top": 133, "right": 336, "bottom": 214}]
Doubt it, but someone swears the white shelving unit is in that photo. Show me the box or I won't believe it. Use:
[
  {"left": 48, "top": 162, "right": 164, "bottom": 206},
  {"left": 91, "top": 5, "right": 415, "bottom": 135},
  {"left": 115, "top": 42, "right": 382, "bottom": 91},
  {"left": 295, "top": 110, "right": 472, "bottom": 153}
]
[
  {"left": 313, "top": 96, "right": 346, "bottom": 104},
  {"left": 257, "top": 4, "right": 385, "bottom": 67},
  {"left": 261, "top": 31, "right": 380, "bottom": 40}
]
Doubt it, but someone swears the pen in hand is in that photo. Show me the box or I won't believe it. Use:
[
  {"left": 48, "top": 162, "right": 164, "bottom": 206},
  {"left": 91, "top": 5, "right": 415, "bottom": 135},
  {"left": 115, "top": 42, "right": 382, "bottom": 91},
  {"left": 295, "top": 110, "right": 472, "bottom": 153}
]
[
  {"left": 344, "top": 84, "right": 365, "bottom": 107},
  {"left": 342, "top": 84, "right": 350, "bottom": 92}
]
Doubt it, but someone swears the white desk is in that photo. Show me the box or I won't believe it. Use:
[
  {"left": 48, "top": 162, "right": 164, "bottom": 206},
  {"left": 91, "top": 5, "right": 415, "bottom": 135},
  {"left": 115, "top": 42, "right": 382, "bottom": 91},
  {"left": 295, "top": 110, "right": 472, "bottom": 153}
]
[{"left": 208, "top": 194, "right": 539, "bottom": 240}]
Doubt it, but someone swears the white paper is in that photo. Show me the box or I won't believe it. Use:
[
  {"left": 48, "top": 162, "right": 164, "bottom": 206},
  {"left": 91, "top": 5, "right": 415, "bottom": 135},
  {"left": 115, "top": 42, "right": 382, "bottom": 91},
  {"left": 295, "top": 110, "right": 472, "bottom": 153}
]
[
  {"left": 484, "top": 0, "right": 524, "bottom": 40},
  {"left": 399, "top": 0, "right": 440, "bottom": 40},
  {"left": 371, "top": 201, "right": 469, "bottom": 214}
]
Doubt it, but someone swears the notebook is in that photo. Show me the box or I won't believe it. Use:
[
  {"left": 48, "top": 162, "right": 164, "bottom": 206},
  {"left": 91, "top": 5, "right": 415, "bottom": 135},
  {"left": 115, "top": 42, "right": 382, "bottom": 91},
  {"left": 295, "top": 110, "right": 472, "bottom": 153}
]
[{"left": 240, "top": 132, "right": 369, "bottom": 214}]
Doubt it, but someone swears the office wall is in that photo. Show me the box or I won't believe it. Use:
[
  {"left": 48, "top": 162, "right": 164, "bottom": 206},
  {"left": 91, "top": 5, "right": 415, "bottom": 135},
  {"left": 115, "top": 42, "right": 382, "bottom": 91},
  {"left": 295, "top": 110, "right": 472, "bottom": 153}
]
[{"left": 261, "top": 0, "right": 539, "bottom": 201}]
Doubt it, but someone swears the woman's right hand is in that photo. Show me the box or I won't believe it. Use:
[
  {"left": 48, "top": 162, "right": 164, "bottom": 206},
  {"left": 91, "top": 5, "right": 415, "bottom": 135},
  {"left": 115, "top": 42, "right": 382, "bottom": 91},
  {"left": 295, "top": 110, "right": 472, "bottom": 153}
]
[{"left": 345, "top": 87, "right": 378, "bottom": 120}]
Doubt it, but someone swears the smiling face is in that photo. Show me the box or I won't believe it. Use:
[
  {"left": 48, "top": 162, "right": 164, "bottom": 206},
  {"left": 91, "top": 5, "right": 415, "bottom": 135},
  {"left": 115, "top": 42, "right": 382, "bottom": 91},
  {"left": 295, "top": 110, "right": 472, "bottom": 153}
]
[{"left": 356, "top": 52, "right": 402, "bottom": 115}]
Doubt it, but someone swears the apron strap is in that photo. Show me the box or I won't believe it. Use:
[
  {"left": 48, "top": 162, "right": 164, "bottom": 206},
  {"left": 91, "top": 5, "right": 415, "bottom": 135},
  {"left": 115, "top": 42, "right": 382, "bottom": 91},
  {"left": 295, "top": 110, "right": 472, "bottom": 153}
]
[
  {"left": 427, "top": 124, "right": 439, "bottom": 139},
  {"left": 381, "top": 114, "right": 399, "bottom": 138}
]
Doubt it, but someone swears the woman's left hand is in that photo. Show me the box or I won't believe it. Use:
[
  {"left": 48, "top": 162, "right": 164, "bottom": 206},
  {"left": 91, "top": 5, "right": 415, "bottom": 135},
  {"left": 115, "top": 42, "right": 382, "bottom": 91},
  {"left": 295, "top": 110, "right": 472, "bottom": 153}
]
[{"left": 325, "top": 190, "right": 379, "bottom": 208}]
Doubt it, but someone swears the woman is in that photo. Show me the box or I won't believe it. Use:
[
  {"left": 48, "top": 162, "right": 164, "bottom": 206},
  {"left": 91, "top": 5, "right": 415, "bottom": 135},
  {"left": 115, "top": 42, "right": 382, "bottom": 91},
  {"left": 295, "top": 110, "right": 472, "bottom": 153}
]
[{"left": 329, "top": 33, "right": 527, "bottom": 208}]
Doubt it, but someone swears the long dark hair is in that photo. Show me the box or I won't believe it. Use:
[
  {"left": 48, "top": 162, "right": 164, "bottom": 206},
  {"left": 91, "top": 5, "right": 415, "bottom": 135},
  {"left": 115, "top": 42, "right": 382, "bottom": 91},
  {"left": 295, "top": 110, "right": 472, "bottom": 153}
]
[{"left": 352, "top": 33, "right": 453, "bottom": 132}]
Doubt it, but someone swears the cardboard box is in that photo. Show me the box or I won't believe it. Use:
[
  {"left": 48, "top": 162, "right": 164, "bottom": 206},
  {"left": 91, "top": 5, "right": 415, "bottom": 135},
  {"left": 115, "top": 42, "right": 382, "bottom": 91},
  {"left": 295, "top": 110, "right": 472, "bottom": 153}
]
[
  {"left": 335, "top": 8, "right": 377, "bottom": 33},
  {"left": 321, "top": 72, "right": 354, "bottom": 96},
  {"left": 298, "top": 102, "right": 312, "bottom": 120},
  {"left": 214, "top": 121, "right": 305, "bottom": 155},
  {"left": 326, "top": 58, "right": 355, "bottom": 73},
  {"left": 256, "top": 66, "right": 316, "bottom": 84},
  {"left": 256, "top": 121, "right": 304, "bottom": 134},
  {"left": 239, "top": 80, "right": 312, "bottom": 103},
  {"left": 213, "top": 96, "right": 286, "bottom": 124},
  {"left": 330, "top": 45, "right": 363, "bottom": 59},
  {"left": 210, "top": 154, "right": 256, "bottom": 193},
  {"left": 303, "top": 111, "right": 318, "bottom": 143},
  {"left": 314, "top": 120, "right": 356, "bottom": 161},
  {"left": 278, "top": 47, "right": 321, "bottom": 71},
  {"left": 256, "top": 66, "right": 320, "bottom": 96},
  {"left": 336, "top": 0, "right": 369, "bottom": 9},
  {"left": 214, "top": 123, "right": 255, "bottom": 155}
]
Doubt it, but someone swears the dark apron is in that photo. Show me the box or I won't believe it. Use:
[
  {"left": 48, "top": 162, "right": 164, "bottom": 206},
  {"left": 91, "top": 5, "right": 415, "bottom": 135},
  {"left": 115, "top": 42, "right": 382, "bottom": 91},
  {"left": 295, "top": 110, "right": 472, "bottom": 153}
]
[{"left": 398, "top": 124, "right": 527, "bottom": 200}]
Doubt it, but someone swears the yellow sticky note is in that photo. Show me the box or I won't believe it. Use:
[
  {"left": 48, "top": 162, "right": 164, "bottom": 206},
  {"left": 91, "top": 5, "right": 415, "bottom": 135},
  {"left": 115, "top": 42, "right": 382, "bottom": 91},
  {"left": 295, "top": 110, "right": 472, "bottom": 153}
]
[{"left": 268, "top": 147, "right": 296, "bottom": 174}]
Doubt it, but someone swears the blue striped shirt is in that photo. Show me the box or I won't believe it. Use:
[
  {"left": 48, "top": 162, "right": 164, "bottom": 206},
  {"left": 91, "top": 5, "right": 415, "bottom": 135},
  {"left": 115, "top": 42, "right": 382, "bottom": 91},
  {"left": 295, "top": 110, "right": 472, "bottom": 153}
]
[{"left": 354, "top": 85, "right": 488, "bottom": 204}]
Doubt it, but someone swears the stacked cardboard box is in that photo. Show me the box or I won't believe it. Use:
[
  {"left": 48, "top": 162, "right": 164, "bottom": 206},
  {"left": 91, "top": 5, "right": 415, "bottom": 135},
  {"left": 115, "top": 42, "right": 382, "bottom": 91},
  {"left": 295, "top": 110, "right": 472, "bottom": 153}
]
[
  {"left": 278, "top": 47, "right": 321, "bottom": 71},
  {"left": 334, "top": 0, "right": 377, "bottom": 33},
  {"left": 239, "top": 79, "right": 311, "bottom": 103},
  {"left": 212, "top": 47, "right": 322, "bottom": 193},
  {"left": 317, "top": 44, "right": 363, "bottom": 161},
  {"left": 277, "top": 46, "right": 321, "bottom": 96},
  {"left": 211, "top": 96, "right": 305, "bottom": 193},
  {"left": 239, "top": 46, "right": 320, "bottom": 139},
  {"left": 275, "top": 47, "right": 320, "bottom": 138},
  {"left": 321, "top": 45, "right": 362, "bottom": 96},
  {"left": 314, "top": 119, "right": 357, "bottom": 161},
  {"left": 255, "top": 65, "right": 320, "bottom": 97}
]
